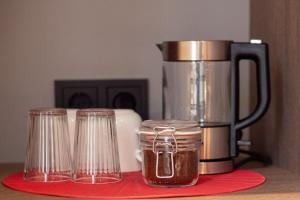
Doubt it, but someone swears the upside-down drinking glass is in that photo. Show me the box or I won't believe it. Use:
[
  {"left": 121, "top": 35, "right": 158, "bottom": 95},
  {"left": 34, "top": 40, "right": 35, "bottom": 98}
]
[
  {"left": 24, "top": 108, "right": 72, "bottom": 182},
  {"left": 73, "top": 109, "right": 121, "bottom": 184}
]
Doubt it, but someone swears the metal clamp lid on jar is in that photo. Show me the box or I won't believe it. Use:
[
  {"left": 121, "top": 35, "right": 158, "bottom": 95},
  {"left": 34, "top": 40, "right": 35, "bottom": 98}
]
[{"left": 152, "top": 126, "right": 177, "bottom": 179}]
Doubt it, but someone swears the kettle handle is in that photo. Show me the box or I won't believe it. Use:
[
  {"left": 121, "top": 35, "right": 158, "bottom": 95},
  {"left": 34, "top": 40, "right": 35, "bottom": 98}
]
[{"left": 230, "top": 42, "right": 270, "bottom": 157}]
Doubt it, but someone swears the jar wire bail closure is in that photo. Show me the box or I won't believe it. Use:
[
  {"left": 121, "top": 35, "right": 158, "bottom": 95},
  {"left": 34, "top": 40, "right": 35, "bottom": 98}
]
[{"left": 152, "top": 126, "right": 177, "bottom": 179}]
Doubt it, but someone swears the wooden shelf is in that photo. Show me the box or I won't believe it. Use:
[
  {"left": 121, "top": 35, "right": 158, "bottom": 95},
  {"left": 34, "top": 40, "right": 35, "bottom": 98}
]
[{"left": 1, "top": 163, "right": 300, "bottom": 200}]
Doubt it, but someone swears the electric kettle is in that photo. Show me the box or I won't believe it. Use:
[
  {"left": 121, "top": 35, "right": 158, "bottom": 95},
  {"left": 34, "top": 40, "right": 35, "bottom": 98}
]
[{"left": 157, "top": 40, "right": 270, "bottom": 174}]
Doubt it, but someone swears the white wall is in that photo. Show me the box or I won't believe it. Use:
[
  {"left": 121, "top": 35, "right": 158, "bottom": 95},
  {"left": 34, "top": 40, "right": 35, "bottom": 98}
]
[{"left": 0, "top": 0, "right": 249, "bottom": 162}]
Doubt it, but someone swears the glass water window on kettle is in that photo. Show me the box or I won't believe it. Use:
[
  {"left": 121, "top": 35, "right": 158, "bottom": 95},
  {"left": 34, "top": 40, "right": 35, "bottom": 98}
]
[{"left": 161, "top": 42, "right": 231, "bottom": 126}]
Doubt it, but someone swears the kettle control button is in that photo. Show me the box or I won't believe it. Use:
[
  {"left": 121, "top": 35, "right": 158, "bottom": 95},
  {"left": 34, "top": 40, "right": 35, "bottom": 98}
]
[{"left": 250, "top": 39, "right": 262, "bottom": 44}]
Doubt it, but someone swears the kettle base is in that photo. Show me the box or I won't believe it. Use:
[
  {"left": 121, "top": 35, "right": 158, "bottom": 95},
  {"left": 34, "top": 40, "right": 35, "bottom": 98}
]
[{"left": 199, "top": 160, "right": 234, "bottom": 174}]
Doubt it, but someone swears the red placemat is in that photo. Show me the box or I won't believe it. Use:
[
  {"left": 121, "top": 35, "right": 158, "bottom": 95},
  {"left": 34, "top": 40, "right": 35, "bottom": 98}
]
[{"left": 2, "top": 170, "right": 265, "bottom": 199}]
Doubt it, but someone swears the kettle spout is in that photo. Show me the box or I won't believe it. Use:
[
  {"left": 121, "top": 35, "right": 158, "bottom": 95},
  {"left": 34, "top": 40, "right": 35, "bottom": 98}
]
[{"left": 156, "top": 43, "right": 163, "bottom": 51}]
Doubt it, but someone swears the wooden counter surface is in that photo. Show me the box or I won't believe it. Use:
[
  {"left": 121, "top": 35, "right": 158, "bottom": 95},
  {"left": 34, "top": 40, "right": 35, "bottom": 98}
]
[{"left": 1, "top": 163, "right": 300, "bottom": 200}]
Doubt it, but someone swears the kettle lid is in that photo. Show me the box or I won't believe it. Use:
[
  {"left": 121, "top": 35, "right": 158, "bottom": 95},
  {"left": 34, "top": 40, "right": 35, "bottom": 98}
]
[{"left": 158, "top": 40, "right": 232, "bottom": 61}]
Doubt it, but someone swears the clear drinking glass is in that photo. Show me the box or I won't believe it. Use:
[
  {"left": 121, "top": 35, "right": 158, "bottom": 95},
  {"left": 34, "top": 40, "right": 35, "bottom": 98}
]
[
  {"left": 163, "top": 61, "right": 230, "bottom": 126},
  {"left": 73, "top": 109, "right": 121, "bottom": 184},
  {"left": 24, "top": 108, "right": 72, "bottom": 182}
]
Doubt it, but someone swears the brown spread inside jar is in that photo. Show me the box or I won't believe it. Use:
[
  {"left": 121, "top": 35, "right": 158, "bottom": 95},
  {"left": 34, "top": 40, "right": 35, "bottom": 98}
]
[{"left": 142, "top": 149, "right": 199, "bottom": 186}]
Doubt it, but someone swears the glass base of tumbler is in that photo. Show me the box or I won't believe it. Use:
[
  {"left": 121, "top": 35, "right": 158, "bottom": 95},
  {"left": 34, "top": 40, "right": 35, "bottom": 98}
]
[
  {"left": 24, "top": 171, "right": 71, "bottom": 182},
  {"left": 73, "top": 174, "right": 122, "bottom": 184}
]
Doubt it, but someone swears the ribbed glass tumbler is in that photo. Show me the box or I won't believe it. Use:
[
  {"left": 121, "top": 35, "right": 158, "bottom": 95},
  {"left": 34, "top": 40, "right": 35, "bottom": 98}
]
[
  {"left": 73, "top": 109, "right": 121, "bottom": 184},
  {"left": 24, "top": 108, "right": 72, "bottom": 182}
]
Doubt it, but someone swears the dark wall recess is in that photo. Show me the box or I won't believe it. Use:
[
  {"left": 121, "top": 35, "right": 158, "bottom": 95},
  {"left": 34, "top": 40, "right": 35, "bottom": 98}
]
[{"left": 55, "top": 79, "right": 148, "bottom": 119}]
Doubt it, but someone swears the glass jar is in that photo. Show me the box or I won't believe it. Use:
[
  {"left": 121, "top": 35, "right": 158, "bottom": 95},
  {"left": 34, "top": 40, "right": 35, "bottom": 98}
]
[{"left": 139, "top": 120, "right": 201, "bottom": 187}]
